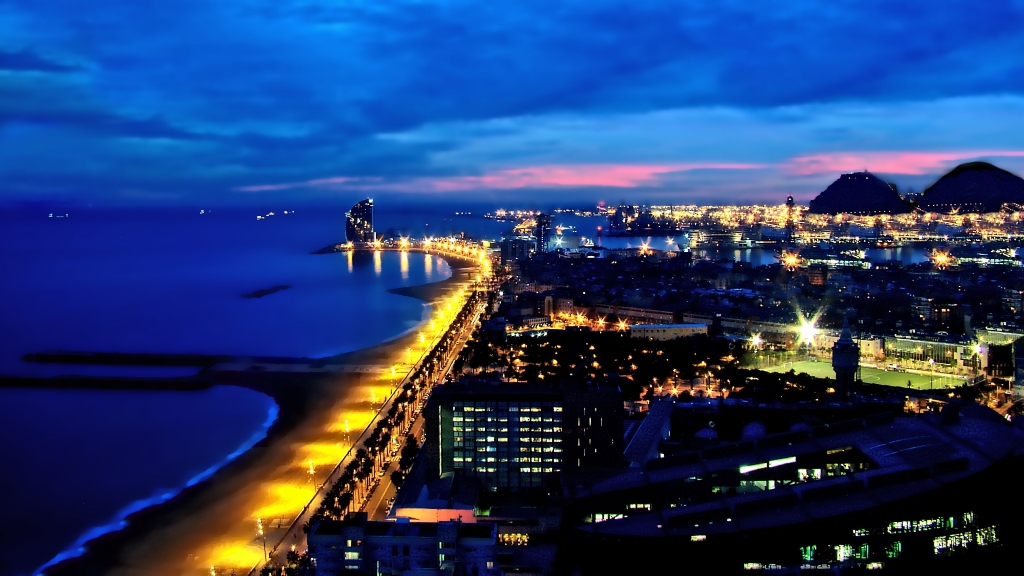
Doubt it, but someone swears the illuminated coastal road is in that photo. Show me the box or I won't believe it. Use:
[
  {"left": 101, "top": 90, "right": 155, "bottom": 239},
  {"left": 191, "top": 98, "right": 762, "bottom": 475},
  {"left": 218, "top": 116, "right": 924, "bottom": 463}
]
[
  {"left": 263, "top": 289, "right": 485, "bottom": 570},
  {"left": 363, "top": 300, "right": 480, "bottom": 523}
]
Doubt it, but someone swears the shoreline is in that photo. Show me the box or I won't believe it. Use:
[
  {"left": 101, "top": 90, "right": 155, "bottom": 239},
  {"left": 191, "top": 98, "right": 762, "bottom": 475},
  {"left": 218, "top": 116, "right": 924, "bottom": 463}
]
[{"left": 33, "top": 251, "right": 478, "bottom": 576}]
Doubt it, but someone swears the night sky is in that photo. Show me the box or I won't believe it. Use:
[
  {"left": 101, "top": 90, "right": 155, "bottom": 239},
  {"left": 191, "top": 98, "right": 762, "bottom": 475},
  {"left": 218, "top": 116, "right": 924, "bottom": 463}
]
[{"left": 3, "top": 0, "right": 1024, "bottom": 207}]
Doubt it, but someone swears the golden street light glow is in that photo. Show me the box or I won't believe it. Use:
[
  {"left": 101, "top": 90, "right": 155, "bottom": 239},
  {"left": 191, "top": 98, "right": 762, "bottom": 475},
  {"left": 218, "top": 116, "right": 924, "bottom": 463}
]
[
  {"left": 781, "top": 250, "right": 801, "bottom": 270},
  {"left": 300, "top": 442, "right": 346, "bottom": 467},
  {"left": 253, "top": 482, "right": 315, "bottom": 518},
  {"left": 207, "top": 543, "right": 262, "bottom": 571},
  {"left": 797, "top": 318, "right": 818, "bottom": 347}
]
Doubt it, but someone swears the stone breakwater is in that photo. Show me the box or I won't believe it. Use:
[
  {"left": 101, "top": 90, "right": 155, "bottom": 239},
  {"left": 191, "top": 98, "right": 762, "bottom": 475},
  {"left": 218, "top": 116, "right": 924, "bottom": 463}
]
[{"left": 241, "top": 285, "right": 292, "bottom": 299}]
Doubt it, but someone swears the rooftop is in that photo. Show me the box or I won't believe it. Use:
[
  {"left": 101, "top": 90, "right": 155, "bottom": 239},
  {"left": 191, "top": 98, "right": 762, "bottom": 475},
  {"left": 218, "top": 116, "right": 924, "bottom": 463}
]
[{"left": 579, "top": 403, "right": 1024, "bottom": 537}]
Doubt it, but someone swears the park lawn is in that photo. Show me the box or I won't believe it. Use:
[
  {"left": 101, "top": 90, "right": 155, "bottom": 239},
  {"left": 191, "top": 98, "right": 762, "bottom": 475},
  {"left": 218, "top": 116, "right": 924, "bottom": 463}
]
[{"left": 762, "top": 360, "right": 964, "bottom": 391}]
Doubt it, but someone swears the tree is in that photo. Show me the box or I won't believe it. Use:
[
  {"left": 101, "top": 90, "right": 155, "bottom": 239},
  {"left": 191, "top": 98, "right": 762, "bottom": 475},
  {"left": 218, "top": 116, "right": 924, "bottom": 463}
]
[
  {"left": 339, "top": 491, "right": 353, "bottom": 516},
  {"left": 399, "top": 434, "right": 420, "bottom": 471},
  {"left": 360, "top": 458, "right": 374, "bottom": 490}
]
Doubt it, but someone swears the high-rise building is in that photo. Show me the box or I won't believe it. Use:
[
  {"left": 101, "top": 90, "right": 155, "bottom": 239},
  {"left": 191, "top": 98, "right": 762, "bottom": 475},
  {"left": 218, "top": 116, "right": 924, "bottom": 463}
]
[
  {"left": 423, "top": 380, "right": 623, "bottom": 491},
  {"left": 428, "top": 384, "right": 564, "bottom": 490},
  {"left": 785, "top": 194, "right": 796, "bottom": 245},
  {"left": 345, "top": 198, "right": 374, "bottom": 243},
  {"left": 832, "top": 317, "right": 860, "bottom": 397},
  {"left": 499, "top": 238, "right": 533, "bottom": 264},
  {"left": 535, "top": 213, "right": 553, "bottom": 252}
]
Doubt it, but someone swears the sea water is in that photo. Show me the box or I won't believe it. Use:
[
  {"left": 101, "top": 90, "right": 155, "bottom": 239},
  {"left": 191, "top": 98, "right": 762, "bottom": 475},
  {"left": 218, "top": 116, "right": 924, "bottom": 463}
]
[
  {"left": 0, "top": 207, "right": 452, "bottom": 575},
  {"left": 0, "top": 207, "right": 452, "bottom": 374}
]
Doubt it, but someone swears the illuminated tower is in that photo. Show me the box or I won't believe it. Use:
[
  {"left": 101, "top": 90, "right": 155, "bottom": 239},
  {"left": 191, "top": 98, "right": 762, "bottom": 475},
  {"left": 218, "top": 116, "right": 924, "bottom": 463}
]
[
  {"left": 785, "top": 195, "right": 796, "bottom": 245},
  {"left": 831, "top": 317, "right": 860, "bottom": 398},
  {"left": 346, "top": 198, "right": 374, "bottom": 243}
]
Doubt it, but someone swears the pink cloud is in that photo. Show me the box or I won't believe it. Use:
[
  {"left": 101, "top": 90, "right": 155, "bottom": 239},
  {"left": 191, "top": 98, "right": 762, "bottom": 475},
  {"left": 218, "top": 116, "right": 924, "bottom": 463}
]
[
  {"left": 446, "top": 163, "right": 766, "bottom": 190},
  {"left": 782, "top": 150, "right": 1024, "bottom": 176},
  {"left": 234, "top": 162, "right": 766, "bottom": 193}
]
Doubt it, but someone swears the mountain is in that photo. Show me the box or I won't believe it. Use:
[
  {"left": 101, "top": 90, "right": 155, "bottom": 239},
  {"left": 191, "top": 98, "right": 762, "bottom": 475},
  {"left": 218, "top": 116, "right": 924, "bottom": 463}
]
[
  {"left": 918, "top": 161, "right": 1024, "bottom": 214},
  {"left": 808, "top": 171, "right": 910, "bottom": 214}
]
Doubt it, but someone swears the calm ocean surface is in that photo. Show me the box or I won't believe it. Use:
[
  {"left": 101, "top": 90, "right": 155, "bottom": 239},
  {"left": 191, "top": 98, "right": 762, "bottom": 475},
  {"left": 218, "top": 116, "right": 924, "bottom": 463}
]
[{"left": 0, "top": 207, "right": 453, "bottom": 575}]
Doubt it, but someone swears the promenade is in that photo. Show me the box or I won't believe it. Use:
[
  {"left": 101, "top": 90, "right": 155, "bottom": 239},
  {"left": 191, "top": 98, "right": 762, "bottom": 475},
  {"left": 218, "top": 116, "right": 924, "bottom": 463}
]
[
  {"left": 261, "top": 286, "right": 486, "bottom": 572},
  {"left": 45, "top": 246, "right": 489, "bottom": 576}
]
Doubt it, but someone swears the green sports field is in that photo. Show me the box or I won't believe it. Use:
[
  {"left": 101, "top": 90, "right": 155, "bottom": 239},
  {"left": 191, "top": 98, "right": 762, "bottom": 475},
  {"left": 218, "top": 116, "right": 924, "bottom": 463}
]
[{"left": 762, "top": 360, "right": 967, "bottom": 391}]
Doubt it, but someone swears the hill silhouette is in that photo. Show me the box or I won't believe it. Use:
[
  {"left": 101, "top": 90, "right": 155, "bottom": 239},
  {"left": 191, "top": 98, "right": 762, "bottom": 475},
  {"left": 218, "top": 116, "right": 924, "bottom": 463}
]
[
  {"left": 918, "top": 161, "right": 1024, "bottom": 213},
  {"left": 808, "top": 171, "right": 910, "bottom": 214}
]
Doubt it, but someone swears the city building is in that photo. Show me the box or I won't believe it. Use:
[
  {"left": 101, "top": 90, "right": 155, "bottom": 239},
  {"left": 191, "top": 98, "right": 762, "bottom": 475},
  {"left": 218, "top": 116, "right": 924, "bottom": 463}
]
[
  {"left": 565, "top": 403, "right": 1024, "bottom": 573},
  {"left": 785, "top": 194, "right": 796, "bottom": 244},
  {"left": 629, "top": 324, "right": 708, "bottom": 341},
  {"left": 499, "top": 238, "right": 533, "bottom": 265},
  {"left": 883, "top": 336, "right": 981, "bottom": 375},
  {"left": 427, "top": 384, "right": 563, "bottom": 490},
  {"left": 387, "top": 474, "right": 563, "bottom": 573},
  {"left": 345, "top": 198, "right": 375, "bottom": 244},
  {"left": 806, "top": 263, "right": 828, "bottom": 285},
  {"left": 535, "top": 213, "right": 554, "bottom": 253},
  {"left": 554, "top": 296, "right": 575, "bottom": 317},
  {"left": 308, "top": 513, "right": 498, "bottom": 575},
  {"left": 1001, "top": 289, "right": 1024, "bottom": 316},
  {"left": 832, "top": 317, "right": 860, "bottom": 397},
  {"left": 423, "top": 380, "right": 623, "bottom": 491},
  {"left": 591, "top": 304, "right": 674, "bottom": 324}
]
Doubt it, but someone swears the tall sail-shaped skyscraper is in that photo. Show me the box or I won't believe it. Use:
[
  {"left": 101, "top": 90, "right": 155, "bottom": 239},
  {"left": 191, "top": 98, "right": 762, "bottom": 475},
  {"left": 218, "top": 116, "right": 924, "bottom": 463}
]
[
  {"left": 535, "top": 213, "right": 553, "bottom": 252},
  {"left": 346, "top": 198, "right": 374, "bottom": 243}
]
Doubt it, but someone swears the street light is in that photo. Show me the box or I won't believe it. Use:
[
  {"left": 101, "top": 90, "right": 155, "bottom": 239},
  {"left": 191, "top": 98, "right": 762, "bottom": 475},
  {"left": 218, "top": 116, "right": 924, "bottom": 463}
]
[
  {"left": 256, "top": 517, "right": 266, "bottom": 559},
  {"left": 308, "top": 458, "right": 317, "bottom": 494},
  {"left": 798, "top": 319, "right": 817, "bottom": 354}
]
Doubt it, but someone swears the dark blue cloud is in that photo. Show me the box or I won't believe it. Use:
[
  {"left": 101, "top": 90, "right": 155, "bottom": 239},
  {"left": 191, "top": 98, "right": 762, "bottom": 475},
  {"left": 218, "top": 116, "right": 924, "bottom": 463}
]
[
  {"left": 0, "top": 48, "right": 79, "bottom": 72},
  {"left": 1, "top": 0, "right": 1024, "bottom": 204}
]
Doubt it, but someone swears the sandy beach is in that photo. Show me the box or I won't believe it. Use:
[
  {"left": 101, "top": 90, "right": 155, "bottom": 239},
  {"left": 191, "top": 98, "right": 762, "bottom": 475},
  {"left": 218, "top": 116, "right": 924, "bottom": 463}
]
[{"left": 45, "top": 251, "right": 480, "bottom": 576}]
